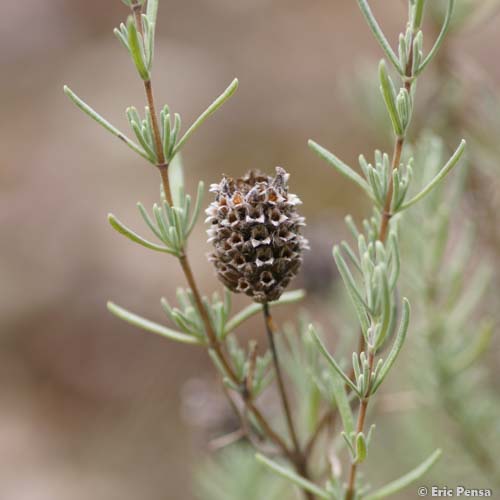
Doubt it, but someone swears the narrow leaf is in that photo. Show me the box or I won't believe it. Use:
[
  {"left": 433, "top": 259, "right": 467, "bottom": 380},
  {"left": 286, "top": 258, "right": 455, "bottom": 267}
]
[
  {"left": 114, "top": 27, "right": 130, "bottom": 51},
  {"left": 375, "top": 265, "right": 392, "bottom": 349},
  {"left": 168, "top": 113, "right": 182, "bottom": 159},
  {"left": 329, "top": 362, "right": 355, "bottom": 436},
  {"left": 412, "top": 0, "right": 426, "bottom": 30},
  {"left": 345, "top": 215, "right": 361, "bottom": 240},
  {"left": 342, "top": 431, "right": 356, "bottom": 458},
  {"left": 162, "top": 110, "right": 171, "bottom": 161},
  {"left": 143, "top": 15, "right": 154, "bottom": 70},
  {"left": 309, "top": 140, "right": 373, "bottom": 198},
  {"left": 153, "top": 204, "right": 172, "bottom": 243},
  {"left": 388, "top": 232, "right": 400, "bottom": 290},
  {"left": 416, "top": 0, "right": 455, "bottom": 75},
  {"left": 333, "top": 247, "right": 370, "bottom": 334},
  {"left": 365, "top": 449, "right": 442, "bottom": 500},
  {"left": 168, "top": 153, "right": 185, "bottom": 208},
  {"left": 137, "top": 202, "right": 163, "bottom": 240},
  {"left": 208, "top": 349, "right": 235, "bottom": 380},
  {"left": 379, "top": 60, "right": 403, "bottom": 137},
  {"left": 146, "top": 0, "right": 159, "bottom": 27},
  {"left": 341, "top": 241, "right": 362, "bottom": 274},
  {"left": 355, "top": 433, "right": 367, "bottom": 464},
  {"left": 107, "top": 302, "right": 200, "bottom": 344},
  {"left": 63, "top": 86, "right": 151, "bottom": 162},
  {"left": 108, "top": 213, "right": 175, "bottom": 254},
  {"left": 129, "top": 120, "right": 157, "bottom": 161},
  {"left": 356, "top": 0, "right": 404, "bottom": 74},
  {"left": 371, "top": 298, "right": 410, "bottom": 394},
  {"left": 127, "top": 16, "right": 150, "bottom": 80},
  {"left": 310, "top": 326, "right": 361, "bottom": 396},
  {"left": 399, "top": 140, "right": 466, "bottom": 210},
  {"left": 172, "top": 78, "right": 239, "bottom": 157},
  {"left": 187, "top": 181, "right": 205, "bottom": 236},
  {"left": 255, "top": 454, "right": 330, "bottom": 499}
]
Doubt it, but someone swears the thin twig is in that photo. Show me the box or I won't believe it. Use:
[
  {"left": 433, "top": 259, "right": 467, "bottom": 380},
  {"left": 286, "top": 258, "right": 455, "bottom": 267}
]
[
  {"left": 263, "top": 303, "right": 301, "bottom": 453},
  {"left": 132, "top": 2, "right": 173, "bottom": 204},
  {"left": 245, "top": 341, "right": 258, "bottom": 398},
  {"left": 178, "top": 254, "right": 235, "bottom": 375},
  {"left": 379, "top": 135, "right": 403, "bottom": 242},
  {"left": 209, "top": 429, "right": 245, "bottom": 451},
  {"left": 263, "top": 303, "right": 315, "bottom": 500}
]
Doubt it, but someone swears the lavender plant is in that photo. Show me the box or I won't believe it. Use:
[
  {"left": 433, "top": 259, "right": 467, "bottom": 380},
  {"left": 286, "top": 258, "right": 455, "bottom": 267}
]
[
  {"left": 402, "top": 134, "right": 499, "bottom": 486},
  {"left": 64, "top": 1, "right": 470, "bottom": 499},
  {"left": 344, "top": 2, "right": 500, "bottom": 485}
]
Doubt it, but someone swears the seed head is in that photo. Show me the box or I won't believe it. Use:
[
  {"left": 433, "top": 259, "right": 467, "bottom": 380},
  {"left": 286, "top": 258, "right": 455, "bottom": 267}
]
[{"left": 206, "top": 167, "right": 308, "bottom": 303}]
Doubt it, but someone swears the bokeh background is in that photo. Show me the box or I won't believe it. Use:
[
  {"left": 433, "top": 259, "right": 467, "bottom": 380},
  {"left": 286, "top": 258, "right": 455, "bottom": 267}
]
[{"left": 1, "top": 1, "right": 499, "bottom": 499}]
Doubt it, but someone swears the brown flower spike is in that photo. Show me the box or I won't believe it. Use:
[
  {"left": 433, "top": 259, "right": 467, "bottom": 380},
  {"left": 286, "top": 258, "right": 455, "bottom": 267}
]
[{"left": 206, "top": 167, "right": 308, "bottom": 303}]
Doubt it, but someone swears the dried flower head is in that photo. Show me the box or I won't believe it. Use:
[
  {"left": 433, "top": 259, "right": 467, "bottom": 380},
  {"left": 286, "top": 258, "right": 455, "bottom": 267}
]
[{"left": 206, "top": 167, "right": 308, "bottom": 303}]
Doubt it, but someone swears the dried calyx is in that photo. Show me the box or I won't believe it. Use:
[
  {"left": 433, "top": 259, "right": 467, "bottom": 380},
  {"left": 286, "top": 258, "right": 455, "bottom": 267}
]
[{"left": 206, "top": 167, "right": 308, "bottom": 303}]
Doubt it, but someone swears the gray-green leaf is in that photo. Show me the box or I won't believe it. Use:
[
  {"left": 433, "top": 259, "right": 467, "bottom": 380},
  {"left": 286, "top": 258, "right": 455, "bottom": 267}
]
[
  {"left": 107, "top": 302, "right": 201, "bottom": 345},
  {"left": 365, "top": 449, "right": 442, "bottom": 500}
]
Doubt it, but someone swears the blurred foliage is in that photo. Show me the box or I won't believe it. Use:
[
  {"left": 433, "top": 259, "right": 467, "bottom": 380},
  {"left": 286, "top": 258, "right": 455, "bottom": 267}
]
[
  {"left": 194, "top": 445, "right": 293, "bottom": 500},
  {"left": 402, "top": 133, "right": 500, "bottom": 486}
]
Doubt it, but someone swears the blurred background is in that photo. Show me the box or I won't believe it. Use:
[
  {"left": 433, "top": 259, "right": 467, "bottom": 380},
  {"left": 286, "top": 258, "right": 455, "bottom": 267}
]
[{"left": 1, "top": 1, "right": 499, "bottom": 499}]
